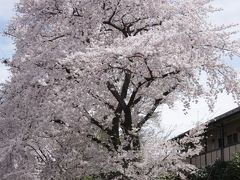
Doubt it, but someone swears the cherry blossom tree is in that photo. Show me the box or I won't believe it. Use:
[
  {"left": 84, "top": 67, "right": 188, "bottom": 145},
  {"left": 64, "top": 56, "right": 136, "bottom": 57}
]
[{"left": 0, "top": 0, "right": 240, "bottom": 179}]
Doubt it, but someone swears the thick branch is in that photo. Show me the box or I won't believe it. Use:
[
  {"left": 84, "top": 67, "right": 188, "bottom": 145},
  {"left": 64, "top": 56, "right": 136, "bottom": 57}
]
[
  {"left": 136, "top": 85, "right": 178, "bottom": 131},
  {"left": 145, "top": 165, "right": 155, "bottom": 176},
  {"left": 144, "top": 58, "right": 154, "bottom": 80},
  {"left": 125, "top": 69, "right": 181, "bottom": 131},
  {"left": 107, "top": 78, "right": 131, "bottom": 149},
  {"left": 72, "top": 7, "right": 83, "bottom": 17},
  {"left": 137, "top": 98, "right": 163, "bottom": 130},
  {"left": 161, "top": 70, "right": 180, "bottom": 79},
  {"left": 122, "top": 107, "right": 132, "bottom": 132},
  {"left": 103, "top": 21, "right": 127, "bottom": 37},
  {"left": 89, "top": 91, "right": 115, "bottom": 111},
  {"left": 121, "top": 72, "right": 131, "bottom": 99},
  {"left": 102, "top": 0, "right": 129, "bottom": 37},
  {"left": 47, "top": 34, "right": 66, "bottom": 42},
  {"left": 107, "top": 74, "right": 132, "bottom": 149},
  {"left": 25, "top": 144, "right": 47, "bottom": 163},
  {"left": 133, "top": 21, "right": 163, "bottom": 36},
  {"left": 87, "top": 134, "right": 113, "bottom": 152},
  {"left": 127, "top": 82, "right": 145, "bottom": 108},
  {"left": 83, "top": 108, "right": 112, "bottom": 136},
  {"left": 120, "top": 73, "right": 133, "bottom": 131},
  {"left": 107, "top": 81, "right": 127, "bottom": 110},
  {"left": 111, "top": 105, "right": 122, "bottom": 150}
]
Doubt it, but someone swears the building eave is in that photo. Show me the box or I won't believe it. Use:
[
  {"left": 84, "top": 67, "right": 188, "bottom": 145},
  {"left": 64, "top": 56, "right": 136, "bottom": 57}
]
[{"left": 173, "top": 106, "right": 240, "bottom": 140}]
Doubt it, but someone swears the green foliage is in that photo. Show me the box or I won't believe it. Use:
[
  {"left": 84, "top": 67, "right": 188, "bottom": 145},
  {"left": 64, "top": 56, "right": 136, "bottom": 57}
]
[
  {"left": 79, "top": 176, "right": 95, "bottom": 180},
  {"left": 81, "top": 176, "right": 94, "bottom": 180},
  {"left": 189, "top": 153, "right": 240, "bottom": 180},
  {"left": 189, "top": 160, "right": 228, "bottom": 180},
  {"left": 224, "top": 153, "right": 240, "bottom": 180},
  {"left": 158, "top": 173, "right": 180, "bottom": 180}
]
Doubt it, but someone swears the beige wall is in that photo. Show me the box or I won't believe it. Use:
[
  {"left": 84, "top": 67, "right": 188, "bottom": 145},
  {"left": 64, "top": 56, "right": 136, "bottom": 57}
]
[
  {"left": 192, "top": 145, "right": 240, "bottom": 168},
  {"left": 206, "top": 128, "right": 221, "bottom": 152},
  {"left": 223, "top": 120, "right": 240, "bottom": 147},
  {"left": 206, "top": 119, "right": 240, "bottom": 152},
  {"left": 190, "top": 118, "right": 240, "bottom": 168}
]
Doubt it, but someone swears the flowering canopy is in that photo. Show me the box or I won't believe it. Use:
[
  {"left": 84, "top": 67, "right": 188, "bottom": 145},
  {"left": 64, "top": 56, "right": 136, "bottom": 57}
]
[{"left": 0, "top": 0, "right": 240, "bottom": 179}]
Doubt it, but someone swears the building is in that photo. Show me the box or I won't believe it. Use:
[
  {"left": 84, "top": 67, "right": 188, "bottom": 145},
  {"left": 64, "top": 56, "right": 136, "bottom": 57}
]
[{"left": 175, "top": 107, "right": 240, "bottom": 168}]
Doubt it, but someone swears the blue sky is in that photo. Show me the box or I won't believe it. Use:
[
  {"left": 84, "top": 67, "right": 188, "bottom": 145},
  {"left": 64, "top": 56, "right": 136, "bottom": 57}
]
[
  {"left": 0, "top": 0, "right": 240, "bottom": 135},
  {"left": 0, "top": 0, "right": 16, "bottom": 83},
  {"left": 0, "top": 0, "right": 16, "bottom": 56}
]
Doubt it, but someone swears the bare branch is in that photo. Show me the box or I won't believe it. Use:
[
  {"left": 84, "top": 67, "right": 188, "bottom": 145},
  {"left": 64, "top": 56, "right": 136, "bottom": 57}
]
[
  {"left": 25, "top": 144, "right": 46, "bottom": 163},
  {"left": 47, "top": 34, "right": 66, "bottom": 42},
  {"left": 83, "top": 108, "right": 112, "bottom": 136}
]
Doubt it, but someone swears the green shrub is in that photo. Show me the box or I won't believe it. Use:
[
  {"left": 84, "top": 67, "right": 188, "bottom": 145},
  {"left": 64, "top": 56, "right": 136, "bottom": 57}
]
[
  {"left": 158, "top": 173, "right": 179, "bottom": 180},
  {"left": 189, "top": 153, "right": 240, "bottom": 180}
]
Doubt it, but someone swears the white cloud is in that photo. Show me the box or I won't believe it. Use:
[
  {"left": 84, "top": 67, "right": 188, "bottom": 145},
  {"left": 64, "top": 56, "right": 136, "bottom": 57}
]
[
  {"left": 0, "top": 63, "right": 10, "bottom": 83},
  {"left": 209, "top": 0, "right": 240, "bottom": 39},
  {"left": 160, "top": 92, "right": 238, "bottom": 137},
  {"left": 210, "top": 0, "right": 240, "bottom": 24}
]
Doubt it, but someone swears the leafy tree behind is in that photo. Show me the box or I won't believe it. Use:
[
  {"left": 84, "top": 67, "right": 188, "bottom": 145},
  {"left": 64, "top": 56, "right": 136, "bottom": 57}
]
[{"left": 189, "top": 153, "right": 240, "bottom": 180}]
